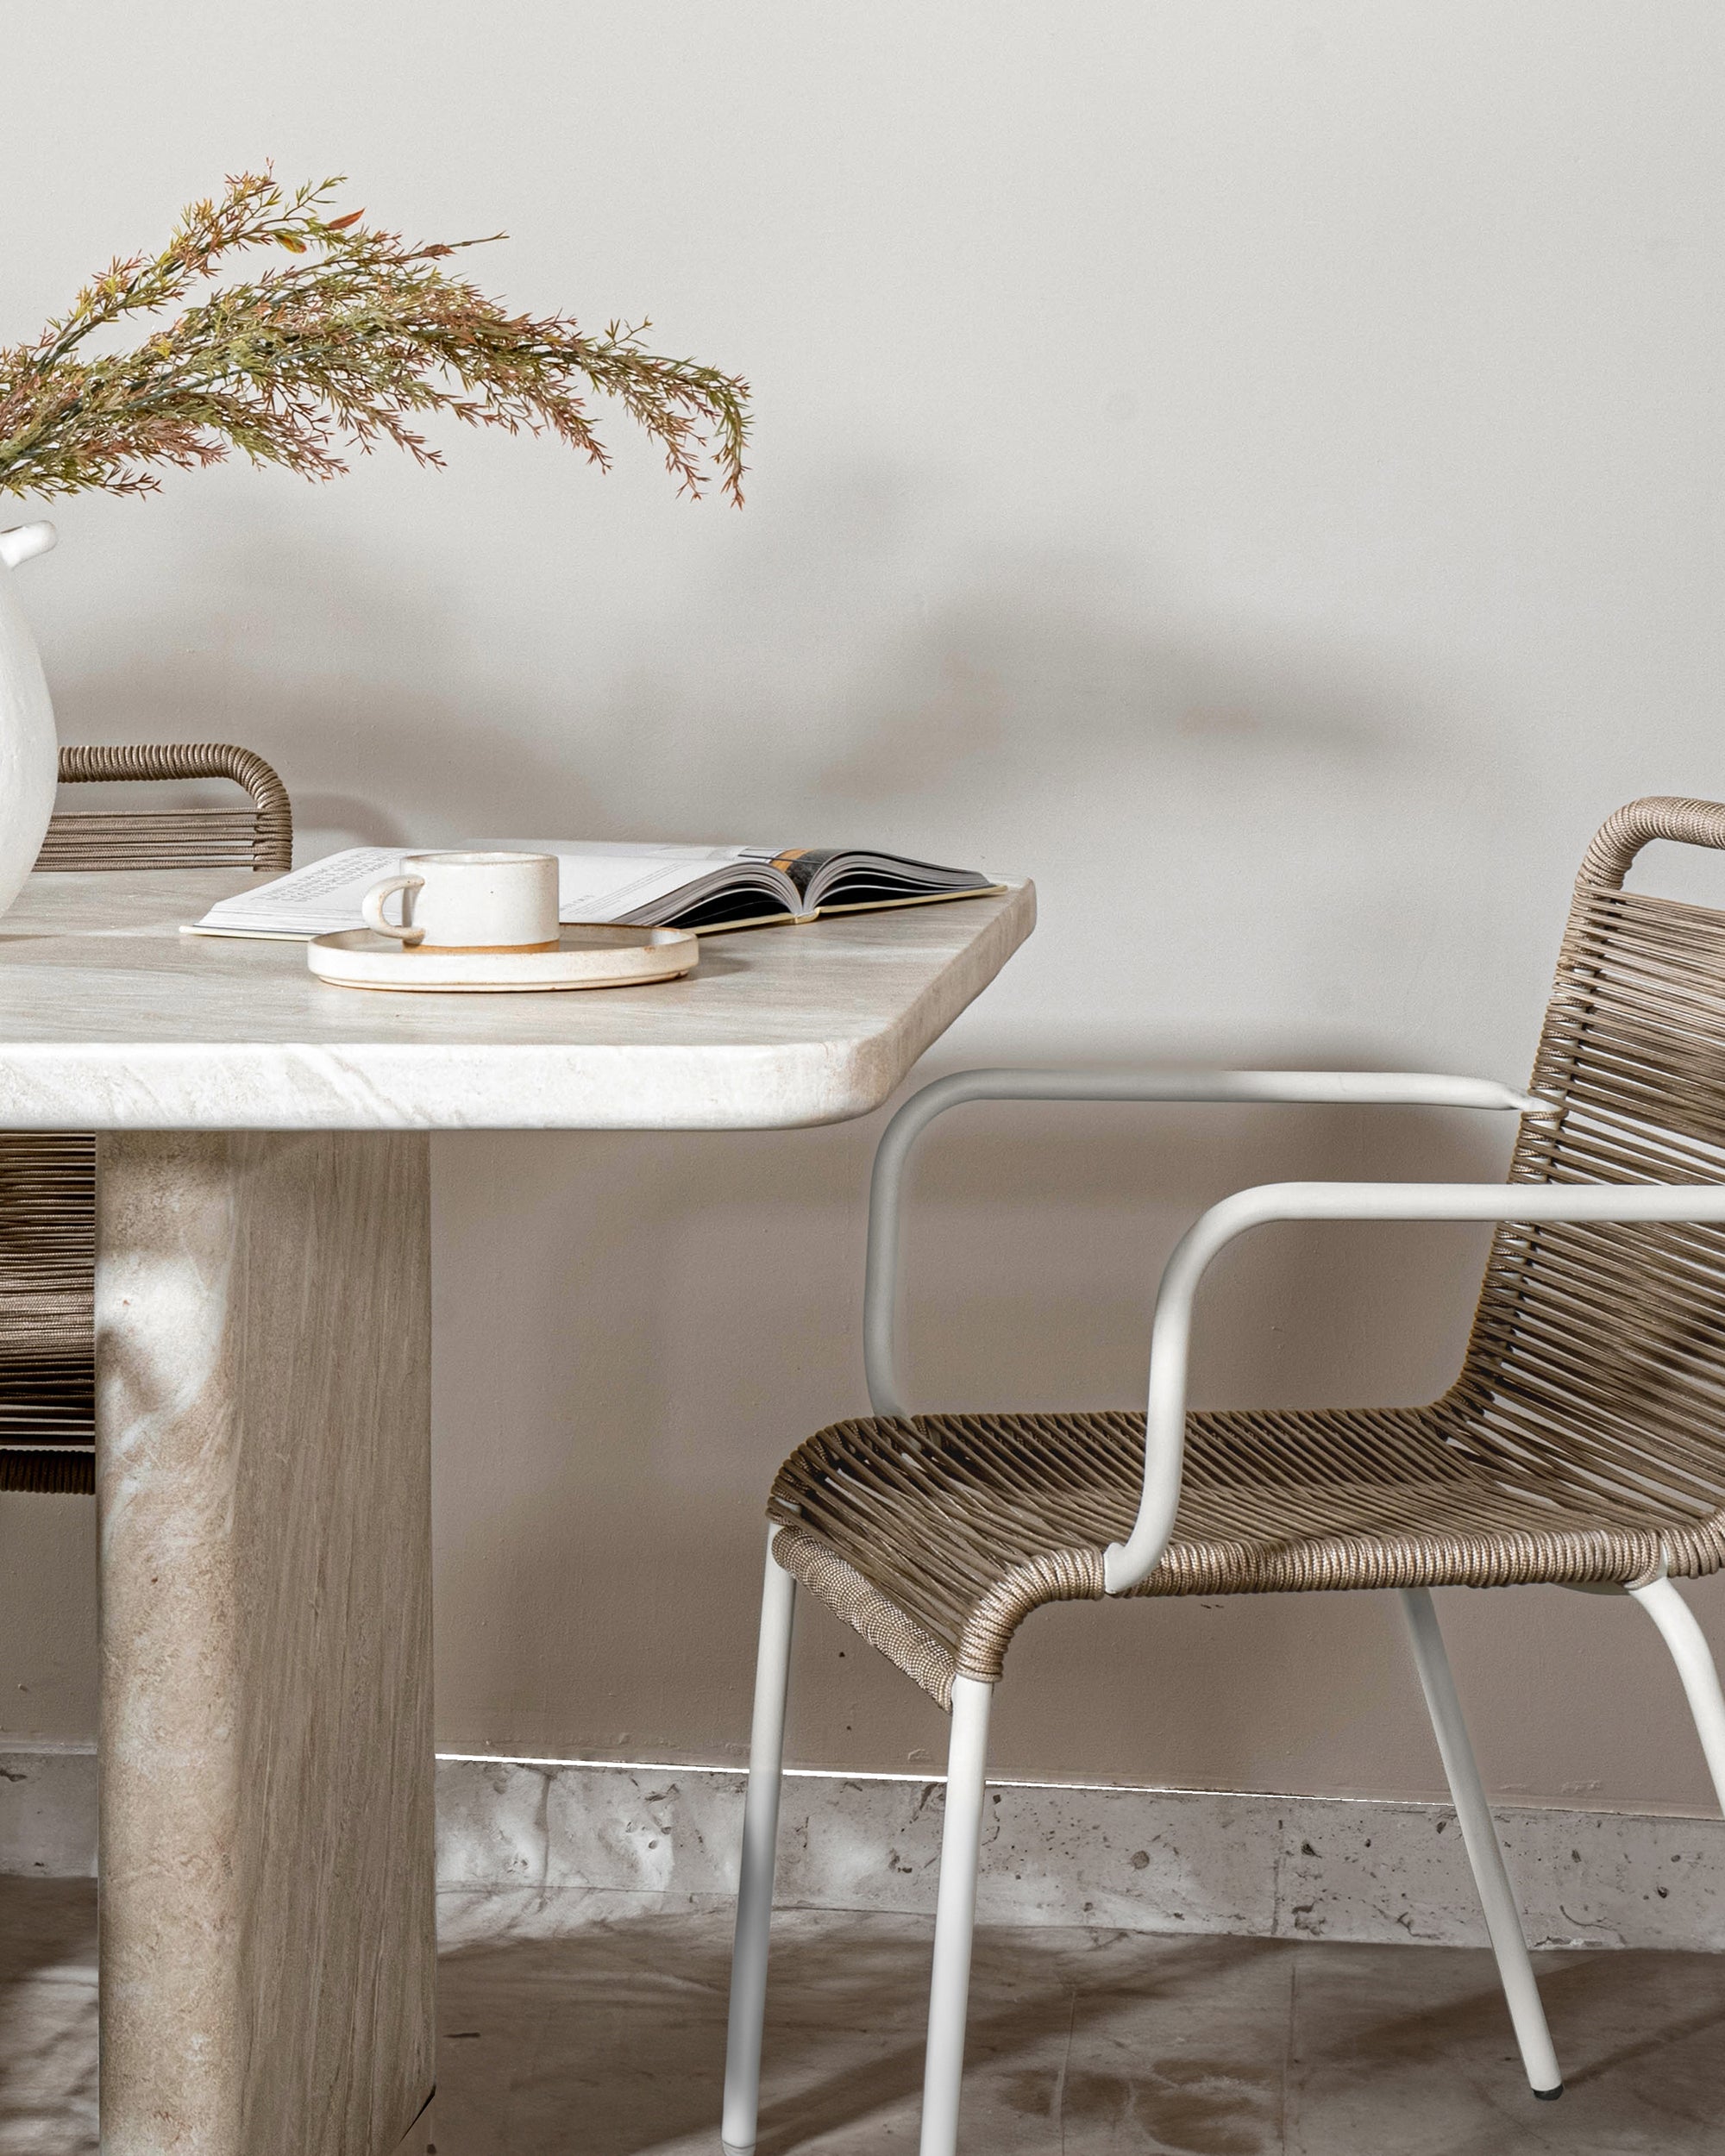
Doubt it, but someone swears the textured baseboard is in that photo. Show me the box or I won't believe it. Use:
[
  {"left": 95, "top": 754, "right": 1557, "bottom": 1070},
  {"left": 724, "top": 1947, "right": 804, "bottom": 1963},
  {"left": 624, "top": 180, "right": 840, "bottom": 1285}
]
[
  {"left": 0, "top": 1747, "right": 97, "bottom": 1877},
  {"left": 433, "top": 1752, "right": 1725, "bottom": 1953},
  {"left": 6, "top": 1745, "right": 1722, "bottom": 1952}
]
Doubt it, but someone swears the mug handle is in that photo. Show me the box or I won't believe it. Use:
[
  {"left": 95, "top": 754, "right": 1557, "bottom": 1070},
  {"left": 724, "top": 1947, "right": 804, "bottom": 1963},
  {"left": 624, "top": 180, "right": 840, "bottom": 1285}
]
[{"left": 362, "top": 874, "right": 425, "bottom": 943}]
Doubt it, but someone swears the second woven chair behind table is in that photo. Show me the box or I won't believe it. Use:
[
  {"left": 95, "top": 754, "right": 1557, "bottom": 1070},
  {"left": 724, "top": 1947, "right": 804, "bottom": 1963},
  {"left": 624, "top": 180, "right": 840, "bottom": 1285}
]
[{"left": 0, "top": 743, "right": 292, "bottom": 1493}]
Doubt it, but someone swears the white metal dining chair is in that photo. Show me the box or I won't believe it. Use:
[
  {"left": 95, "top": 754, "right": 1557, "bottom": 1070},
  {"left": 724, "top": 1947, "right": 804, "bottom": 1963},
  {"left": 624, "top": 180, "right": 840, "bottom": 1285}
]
[{"left": 720, "top": 795, "right": 1725, "bottom": 2156}]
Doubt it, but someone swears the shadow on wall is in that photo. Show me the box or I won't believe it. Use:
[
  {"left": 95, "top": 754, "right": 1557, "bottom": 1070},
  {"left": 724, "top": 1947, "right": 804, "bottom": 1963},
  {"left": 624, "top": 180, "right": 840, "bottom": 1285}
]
[
  {"left": 561, "top": 463, "right": 1478, "bottom": 861},
  {"left": 39, "top": 473, "right": 1540, "bottom": 1075},
  {"left": 44, "top": 503, "right": 608, "bottom": 855},
  {"left": 37, "top": 469, "right": 1504, "bottom": 857},
  {"left": 812, "top": 560, "right": 1392, "bottom": 805}
]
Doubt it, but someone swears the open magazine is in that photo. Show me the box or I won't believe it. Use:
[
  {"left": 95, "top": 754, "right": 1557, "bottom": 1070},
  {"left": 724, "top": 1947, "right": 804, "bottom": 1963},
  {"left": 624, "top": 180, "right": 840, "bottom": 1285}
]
[{"left": 185, "top": 840, "right": 1002, "bottom": 942}]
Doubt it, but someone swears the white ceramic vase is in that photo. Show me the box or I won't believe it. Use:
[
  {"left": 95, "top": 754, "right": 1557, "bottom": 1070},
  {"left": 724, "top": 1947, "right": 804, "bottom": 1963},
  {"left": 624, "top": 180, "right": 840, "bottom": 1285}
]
[{"left": 0, "top": 523, "right": 60, "bottom": 919}]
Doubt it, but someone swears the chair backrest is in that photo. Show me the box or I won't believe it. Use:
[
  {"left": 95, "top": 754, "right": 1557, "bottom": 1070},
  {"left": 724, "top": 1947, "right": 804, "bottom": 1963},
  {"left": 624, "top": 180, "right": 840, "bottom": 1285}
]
[
  {"left": 35, "top": 742, "right": 292, "bottom": 873},
  {"left": 1448, "top": 797, "right": 1725, "bottom": 1561},
  {"left": 0, "top": 742, "right": 292, "bottom": 1494}
]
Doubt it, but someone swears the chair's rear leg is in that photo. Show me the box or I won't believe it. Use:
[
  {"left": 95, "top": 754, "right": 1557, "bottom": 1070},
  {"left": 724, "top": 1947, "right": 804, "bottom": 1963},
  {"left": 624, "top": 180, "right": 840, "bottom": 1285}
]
[
  {"left": 1628, "top": 1574, "right": 1725, "bottom": 1814},
  {"left": 1398, "top": 1587, "right": 1563, "bottom": 2098},
  {"left": 722, "top": 1539, "right": 799, "bottom": 2156},
  {"left": 919, "top": 1676, "right": 994, "bottom": 2156}
]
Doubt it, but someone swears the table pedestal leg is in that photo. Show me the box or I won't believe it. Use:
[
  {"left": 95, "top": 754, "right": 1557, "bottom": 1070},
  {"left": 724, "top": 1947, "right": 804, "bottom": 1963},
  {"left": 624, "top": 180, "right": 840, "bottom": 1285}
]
[{"left": 96, "top": 1131, "right": 434, "bottom": 2156}]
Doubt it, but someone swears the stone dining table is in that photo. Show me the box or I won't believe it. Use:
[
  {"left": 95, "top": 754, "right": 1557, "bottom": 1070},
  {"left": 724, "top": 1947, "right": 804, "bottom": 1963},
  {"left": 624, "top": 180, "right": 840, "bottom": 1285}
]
[{"left": 0, "top": 867, "right": 1033, "bottom": 2156}]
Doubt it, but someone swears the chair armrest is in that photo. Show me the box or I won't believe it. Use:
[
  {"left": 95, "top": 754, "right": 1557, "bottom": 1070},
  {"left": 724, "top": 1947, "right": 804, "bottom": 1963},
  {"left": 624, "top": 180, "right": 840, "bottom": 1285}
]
[
  {"left": 863, "top": 1067, "right": 1550, "bottom": 1418},
  {"left": 1107, "top": 1176, "right": 1725, "bottom": 1594}
]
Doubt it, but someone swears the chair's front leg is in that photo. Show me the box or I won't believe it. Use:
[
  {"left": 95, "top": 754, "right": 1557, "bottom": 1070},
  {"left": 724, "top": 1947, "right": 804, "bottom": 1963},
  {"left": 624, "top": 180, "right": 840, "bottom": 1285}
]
[
  {"left": 919, "top": 1677, "right": 994, "bottom": 2156},
  {"left": 1628, "top": 1574, "right": 1725, "bottom": 1814},
  {"left": 722, "top": 1540, "right": 799, "bottom": 2156},
  {"left": 1399, "top": 1588, "right": 1563, "bottom": 2098}
]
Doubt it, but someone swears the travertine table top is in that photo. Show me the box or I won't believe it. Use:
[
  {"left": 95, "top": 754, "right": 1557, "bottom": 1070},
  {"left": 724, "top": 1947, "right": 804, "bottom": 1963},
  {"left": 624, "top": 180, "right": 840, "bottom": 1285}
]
[{"left": 0, "top": 870, "right": 1035, "bottom": 1130}]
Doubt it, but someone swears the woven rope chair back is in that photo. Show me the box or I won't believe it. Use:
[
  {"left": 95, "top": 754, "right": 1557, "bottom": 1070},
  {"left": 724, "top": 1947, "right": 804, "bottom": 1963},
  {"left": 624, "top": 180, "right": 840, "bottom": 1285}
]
[
  {"left": 1444, "top": 796, "right": 1725, "bottom": 1564},
  {"left": 0, "top": 743, "right": 292, "bottom": 1494},
  {"left": 35, "top": 742, "right": 292, "bottom": 872}
]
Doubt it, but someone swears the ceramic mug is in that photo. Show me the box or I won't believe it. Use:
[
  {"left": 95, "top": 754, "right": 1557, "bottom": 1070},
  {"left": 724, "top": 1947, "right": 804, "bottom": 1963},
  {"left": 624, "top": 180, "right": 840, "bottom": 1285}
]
[{"left": 361, "top": 851, "right": 561, "bottom": 951}]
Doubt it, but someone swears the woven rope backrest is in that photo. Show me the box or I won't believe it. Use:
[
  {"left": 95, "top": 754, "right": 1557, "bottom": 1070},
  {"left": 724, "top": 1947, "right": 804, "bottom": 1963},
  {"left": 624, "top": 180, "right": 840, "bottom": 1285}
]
[
  {"left": 36, "top": 743, "right": 292, "bottom": 872},
  {"left": 1446, "top": 797, "right": 1725, "bottom": 1546}
]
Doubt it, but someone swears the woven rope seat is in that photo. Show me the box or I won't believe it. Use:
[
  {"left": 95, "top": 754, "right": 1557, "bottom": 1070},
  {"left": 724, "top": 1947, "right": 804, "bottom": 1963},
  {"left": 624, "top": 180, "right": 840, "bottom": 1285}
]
[
  {"left": 768, "top": 794, "right": 1725, "bottom": 1709},
  {"left": 0, "top": 743, "right": 292, "bottom": 1495},
  {"left": 770, "top": 1401, "right": 1725, "bottom": 1708}
]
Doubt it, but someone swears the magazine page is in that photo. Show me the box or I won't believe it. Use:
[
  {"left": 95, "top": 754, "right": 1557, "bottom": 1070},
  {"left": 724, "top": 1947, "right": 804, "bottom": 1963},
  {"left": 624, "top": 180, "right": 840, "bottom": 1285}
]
[{"left": 187, "top": 841, "right": 781, "bottom": 940}]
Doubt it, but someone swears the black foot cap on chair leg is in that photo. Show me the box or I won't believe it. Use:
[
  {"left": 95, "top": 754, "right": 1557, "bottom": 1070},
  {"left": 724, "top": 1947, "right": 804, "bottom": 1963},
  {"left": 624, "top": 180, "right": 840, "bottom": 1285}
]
[{"left": 1534, "top": 2084, "right": 1564, "bottom": 2102}]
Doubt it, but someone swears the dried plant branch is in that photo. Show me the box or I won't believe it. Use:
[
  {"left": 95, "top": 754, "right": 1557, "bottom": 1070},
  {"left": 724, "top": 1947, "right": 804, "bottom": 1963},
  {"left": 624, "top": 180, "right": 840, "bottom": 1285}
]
[{"left": 0, "top": 171, "right": 750, "bottom": 505}]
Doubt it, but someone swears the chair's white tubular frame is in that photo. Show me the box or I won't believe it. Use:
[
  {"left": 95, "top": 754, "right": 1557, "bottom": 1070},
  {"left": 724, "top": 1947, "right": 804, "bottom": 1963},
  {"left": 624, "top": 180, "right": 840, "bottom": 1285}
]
[
  {"left": 862, "top": 1066, "right": 1546, "bottom": 1420},
  {"left": 723, "top": 1537, "right": 798, "bottom": 2156},
  {"left": 1628, "top": 1571, "right": 1725, "bottom": 1813},
  {"left": 1400, "top": 1583, "right": 1562, "bottom": 2095},
  {"left": 1106, "top": 1174, "right": 1725, "bottom": 1592},
  {"left": 919, "top": 1676, "right": 994, "bottom": 2155},
  {"left": 728, "top": 1067, "right": 1725, "bottom": 2151}
]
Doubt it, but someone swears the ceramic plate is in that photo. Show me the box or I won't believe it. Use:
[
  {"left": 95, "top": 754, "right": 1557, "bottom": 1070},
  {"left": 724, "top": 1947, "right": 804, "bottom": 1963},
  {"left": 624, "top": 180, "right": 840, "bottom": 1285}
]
[{"left": 307, "top": 923, "right": 699, "bottom": 993}]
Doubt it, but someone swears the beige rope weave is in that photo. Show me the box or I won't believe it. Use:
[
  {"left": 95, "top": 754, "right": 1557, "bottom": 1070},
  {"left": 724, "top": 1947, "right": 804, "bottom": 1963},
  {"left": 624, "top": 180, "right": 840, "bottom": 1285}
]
[
  {"left": 0, "top": 743, "right": 292, "bottom": 1495},
  {"left": 768, "top": 797, "right": 1725, "bottom": 1708},
  {"left": 35, "top": 743, "right": 292, "bottom": 873}
]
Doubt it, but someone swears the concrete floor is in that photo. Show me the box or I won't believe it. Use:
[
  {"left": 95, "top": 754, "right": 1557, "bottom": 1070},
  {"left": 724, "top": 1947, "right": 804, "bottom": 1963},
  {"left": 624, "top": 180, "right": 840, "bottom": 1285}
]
[{"left": 2, "top": 1880, "right": 1722, "bottom": 2152}]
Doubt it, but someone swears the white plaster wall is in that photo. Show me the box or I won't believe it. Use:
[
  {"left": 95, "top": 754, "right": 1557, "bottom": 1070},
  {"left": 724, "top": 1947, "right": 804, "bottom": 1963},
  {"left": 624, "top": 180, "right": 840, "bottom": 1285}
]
[{"left": 3, "top": 1, "right": 1724, "bottom": 1808}]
